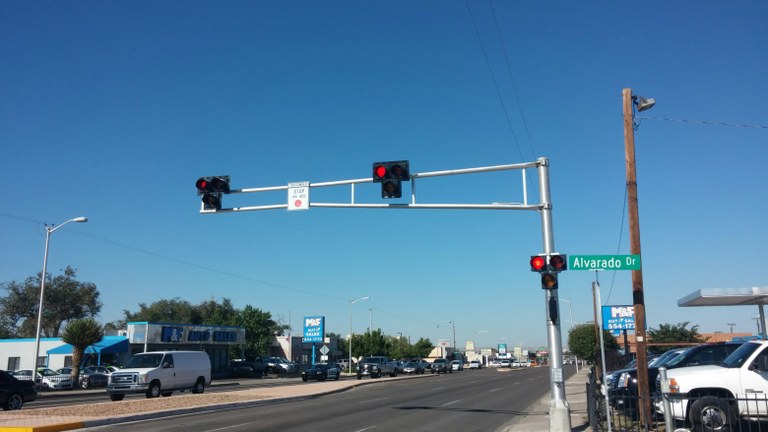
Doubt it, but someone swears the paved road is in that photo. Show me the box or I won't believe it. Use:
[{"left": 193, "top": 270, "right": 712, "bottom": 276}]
[{"left": 81, "top": 367, "right": 558, "bottom": 431}]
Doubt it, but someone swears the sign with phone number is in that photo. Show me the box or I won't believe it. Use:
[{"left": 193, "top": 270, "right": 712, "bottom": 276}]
[{"left": 601, "top": 305, "right": 635, "bottom": 331}]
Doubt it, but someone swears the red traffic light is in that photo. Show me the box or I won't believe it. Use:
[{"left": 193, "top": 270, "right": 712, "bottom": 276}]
[
  {"left": 196, "top": 178, "right": 210, "bottom": 191},
  {"left": 374, "top": 164, "right": 388, "bottom": 180},
  {"left": 372, "top": 161, "right": 409, "bottom": 182},
  {"left": 530, "top": 256, "right": 546, "bottom": 272}
]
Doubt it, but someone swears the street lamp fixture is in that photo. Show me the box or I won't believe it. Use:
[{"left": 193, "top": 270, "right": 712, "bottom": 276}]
[
  {"left": 348, "top": 296, "right": 370, "bottom": 374},
  {"left": 32, "top": 216, "right": 88, "bottom": 369},
  {"left": 633, "top": 95, "right": 656, "bottom": 112}
]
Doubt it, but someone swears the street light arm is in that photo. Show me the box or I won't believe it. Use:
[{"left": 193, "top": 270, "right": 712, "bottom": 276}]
[
  {"left": 32, "top": 215, "right": 88, "bottom": 370},
  {"left": 48, "top": 216, "right": 88, "bottom": 234}
]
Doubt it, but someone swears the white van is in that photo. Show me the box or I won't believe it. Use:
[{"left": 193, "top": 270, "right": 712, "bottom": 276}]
[{"left": 107, "top": 351, "right": 211, "bottom": 401}]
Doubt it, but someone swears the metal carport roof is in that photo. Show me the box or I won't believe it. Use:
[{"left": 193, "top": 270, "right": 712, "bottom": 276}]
[{"left": 678, "top": 286, "right": 768, "bottom": 338}]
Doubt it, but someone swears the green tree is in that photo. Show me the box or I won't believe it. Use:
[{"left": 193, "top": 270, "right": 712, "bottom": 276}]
[
  {"left": 233, "top": 305, "right": 280, "bottom": 360},
  {"left": 60, "top": 318, "right": 103, "bottom": 385},
  {"left": 411, "top": 337, "right": 434, "bottom": 359},
  {"left": 568, "top": 322, "right": 620, "bottom": 363},
  {"left": 647, "top": 322, "right": 707, "bottom": 354},
  {"left": 121, "top": 297, "right": 197, "bottom": 324},
  {"left": 0, "top": 266, "right": 102, "bottom": 337}
]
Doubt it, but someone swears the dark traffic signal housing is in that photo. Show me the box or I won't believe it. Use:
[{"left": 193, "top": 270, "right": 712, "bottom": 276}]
[
  {"left": 196, "top": 175, "right": 231, "bottom": 211},
  {"left": 530, "top": 254, "right": 568, "bottom": 272},
  {"left": 530, "top": 253, "right": 566, "bottom": 290},
  {"left": 372, "top": 160, "right": 409, "bottom": 199},
  {"left": 541, "top": 273, "right": 559, "bottom": 290}
]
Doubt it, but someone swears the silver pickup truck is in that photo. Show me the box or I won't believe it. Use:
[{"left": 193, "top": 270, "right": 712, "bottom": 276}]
[{"left": 357, "top": 356, "right": 398, "bottom": 379}]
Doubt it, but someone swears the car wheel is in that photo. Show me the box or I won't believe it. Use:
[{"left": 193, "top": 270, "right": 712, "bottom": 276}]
[
  {"left": 146, "top": 381, "right": 161, "bottom": 398},
  {"left": 689, "top": 396, "right": 737, "bottom": 432},
  {"left": 110, "top": 394, "right": 125, "bottom": 401},
  {"left": 357, "top": 375, "right": 362, "bottom": 380},
  {"left": 335, "top": 372, "right": 340, "bottom": 381},
  {"left": 3, "top": 393, "right": 24, "bottom": 410},
  {"left": 302, "top": 376, "right": 308, "bottom": 382},
  {"left": 192, "top": 378, "right": 205, "bottom": 394},
  {"left": 81, "top": 378, "right": 90, "bottom": 389}
]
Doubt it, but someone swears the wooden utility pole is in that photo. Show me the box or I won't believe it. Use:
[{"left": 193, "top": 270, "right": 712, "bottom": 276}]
[{"left": 623, "top": 87, "right": 651, "bottom": 427}]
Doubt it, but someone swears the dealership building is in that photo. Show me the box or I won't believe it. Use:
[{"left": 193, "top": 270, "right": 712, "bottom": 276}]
[{"left": 0, "top": 322, "right": 245, "bottom": 378}]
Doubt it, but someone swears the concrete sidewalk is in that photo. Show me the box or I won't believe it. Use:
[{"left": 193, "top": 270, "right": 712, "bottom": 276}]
[{"left": 501, "top": 365, "right": 592, "bottom": 431}]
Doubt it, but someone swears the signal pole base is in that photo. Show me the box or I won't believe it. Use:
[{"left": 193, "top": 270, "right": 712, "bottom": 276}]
[{"left": 549, "top": 399, "right": 572, "bottom": 432}]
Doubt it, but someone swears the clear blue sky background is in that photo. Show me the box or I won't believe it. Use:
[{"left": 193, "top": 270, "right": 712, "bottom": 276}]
[{"left": 2, "top": 1, "right": 766, "bottom": 352}]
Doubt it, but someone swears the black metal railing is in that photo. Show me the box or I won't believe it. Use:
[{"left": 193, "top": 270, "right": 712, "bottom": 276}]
[{"left": 587, "top": 369, "right": 768, "bottom": 432}]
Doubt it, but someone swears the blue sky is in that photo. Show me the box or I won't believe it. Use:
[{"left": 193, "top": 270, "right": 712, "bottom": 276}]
[{"left": 2, "top": 1, "right": 766, "bottom": 352}]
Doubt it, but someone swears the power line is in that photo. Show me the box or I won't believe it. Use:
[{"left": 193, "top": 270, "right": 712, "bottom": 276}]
[
  {"left": 637, "top": 116, "right": 768, "bottom": 130},
  {"left": 463, "top": 0, "right": 525, "bottom": 162}
]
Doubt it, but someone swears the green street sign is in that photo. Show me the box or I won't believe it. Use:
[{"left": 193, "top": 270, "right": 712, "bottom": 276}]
[{"left": 568, "top": 254, "right": 641, "bottom": 271}]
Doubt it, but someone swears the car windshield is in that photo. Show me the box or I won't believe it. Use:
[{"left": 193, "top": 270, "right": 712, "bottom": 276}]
[
  {"left": 125, "top": 353, "right": 164, "bottom": 368},
  {"left": 721, "top": 342, "right": 763, "bottom": 368},
  {"left": 38, "top": 369, "right": 59, "bottom": 376}
]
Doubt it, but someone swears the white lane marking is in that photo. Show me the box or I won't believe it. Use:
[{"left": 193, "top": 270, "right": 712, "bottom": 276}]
[
  {"left": 207, "top": 422, "right": 257, "bottom": 431},
  {"left": 359, "top": 396, "right": 389, "bottom": 404},
  {"left": 353, "top": 427, "right": 376, "bottom": 432},
  {"left": 442, "top": 399, "right": 461, "bottom": 407},
  {"left": 489, "top": 388, "right": 500, "bottom": 393}
]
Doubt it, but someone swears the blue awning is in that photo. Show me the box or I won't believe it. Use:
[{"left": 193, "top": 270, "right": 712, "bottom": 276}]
[{"left": 47, "top": 336, "right": 129, "bottom": 355}]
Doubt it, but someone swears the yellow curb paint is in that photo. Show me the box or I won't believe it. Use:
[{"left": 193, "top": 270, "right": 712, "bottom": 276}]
[{"left": 0, "top": 422, "right": 84, "bottom": 432}]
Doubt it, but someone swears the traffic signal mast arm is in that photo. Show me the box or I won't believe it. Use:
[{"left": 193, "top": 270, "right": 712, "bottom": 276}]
[{"left": 198, "top": 159, "right": 546, "bottom": 214}]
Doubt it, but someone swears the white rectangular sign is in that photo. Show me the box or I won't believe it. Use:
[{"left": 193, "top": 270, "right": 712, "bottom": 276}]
[{"left": 288, "top": 181, "right": 309, "bottom": 211}]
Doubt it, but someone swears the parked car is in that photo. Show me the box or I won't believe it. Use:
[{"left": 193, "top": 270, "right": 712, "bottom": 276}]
[
  {"left": 402, "top": 361, "right": 425, "bottom": 374},
  {"left": 13, "top": 369, "right": 73, "bottom": 390},
  {"left": 488, "top": 359, "right": 502, "bottom": 368},
  {"left": 0, "top": 370, "right": 37, "bottom": 410},
  {"left": 500, "top": 360, "right": 511, "bottom": 368},
  {"left": 265, "top": 357, "right": 297, "bottom": 376},
  {"left": 357, "top": 356, "right": 398, "bottom": 379},
  {"left": 659, "top": 340, "right": 768, "bottom": 431},
  {"left": 430, "top": 358, "right": 452, "bottom": 374},
  {"left": 107, "top": 351, "right": 210, "bottom": 401},
  {"left": 56, "top": 366, "right": 110, "bottom": 389},
  {"left": 469, "top": 360, "right": 482, "bottom": 369},
  {"left": 301, "top": 363, "right": 341, "bottom": 382},
  {"left": 228, "top": 360, "right": 265, "bottom": 378},
  {"left": 450, "top": 360, "right": 464, "bottom": 371},
  {"left": 615, "top": 342, "right": 743, "bottom": 417}
]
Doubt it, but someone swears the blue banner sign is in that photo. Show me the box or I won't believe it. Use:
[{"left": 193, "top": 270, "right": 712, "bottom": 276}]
[
  {"left": 303, "top": 316, "right": 325, "bottom": 343},
  {"left": 601, "top": 305, "right": 635, "bottom": 331}
]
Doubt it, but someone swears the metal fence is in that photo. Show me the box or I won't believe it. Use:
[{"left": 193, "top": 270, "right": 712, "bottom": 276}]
[{"left": 587, "top": 368, "right": 768, "bottom": 432}]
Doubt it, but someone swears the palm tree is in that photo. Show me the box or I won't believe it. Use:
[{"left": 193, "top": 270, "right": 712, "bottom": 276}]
[{"left": 60, "top": 318, "right": 103, "bottom": 386}]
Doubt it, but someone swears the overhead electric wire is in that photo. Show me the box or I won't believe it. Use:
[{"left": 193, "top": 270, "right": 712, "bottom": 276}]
[
  {"left": 637, "top": 116, "right": 768, "bottom": 130},
  {"left": 0, "top": 212, "right": 460, "bottom": 337},
  {"left": 488, "top": 0, "right": 538, "bottom": 161},
  {"left": 463, "top": 0, "right": 525, "bottom": 162}
]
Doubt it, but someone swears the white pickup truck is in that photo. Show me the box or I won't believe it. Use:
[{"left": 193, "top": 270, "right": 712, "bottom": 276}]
[{"left": 661, "top": 340, "right": 768, "bottom": 431}]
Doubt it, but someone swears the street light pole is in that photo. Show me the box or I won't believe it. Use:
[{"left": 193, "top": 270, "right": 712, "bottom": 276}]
[
  {"left": 32, "top": 216, "right": 88, "bottom": 369},
  {"left": 448, "top": 321, "right": 456, "bottom": 355},
  {"left": 348, "top": 296, "right": 370, "bottom": 374}
]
